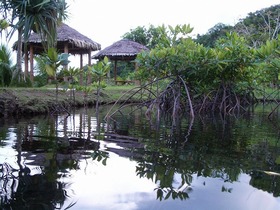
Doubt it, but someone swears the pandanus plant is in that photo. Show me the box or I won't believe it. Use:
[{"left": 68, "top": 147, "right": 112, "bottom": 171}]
[
  {"left": 36, "top": 48, "right": 70, "bottom": 112},
  {"left": 89, "top": 56, "right": 111, "bottom": 112}
]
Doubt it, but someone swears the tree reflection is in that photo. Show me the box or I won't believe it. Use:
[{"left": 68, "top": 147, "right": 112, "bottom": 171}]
[
  {"left": 131, "top": 112, "right": 280, "bottom": 200},
  {"left": 0, "top": 114, "right": 107, "bottom": 210},
  {"left": 1, "top": 106, "right": 280, "bottom": 206},
  {"left": 1, "top": 162, "right": 71, "bottom": 209}
]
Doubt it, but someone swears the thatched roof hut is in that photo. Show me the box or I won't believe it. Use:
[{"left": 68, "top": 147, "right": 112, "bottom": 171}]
[
  {"left": 15, "top": 23, "right": 101, "bottom": 82},
  {"left": 92, "top": 39, "right": 149, "bottom": 83},
  {"left": 25, "top": 23, "right": 101, "bottom": 54},
  {"left": 92, "top": 39, "right": 148, "bottom": 60}
]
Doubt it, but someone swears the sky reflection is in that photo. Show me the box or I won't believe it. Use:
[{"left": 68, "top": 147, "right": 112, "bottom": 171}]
[
  {"left": 59, "top": 150, "right": 280, "bottom": 210},
  {"left": 61, "top": 152, "right": 157, "bottom": 210}
]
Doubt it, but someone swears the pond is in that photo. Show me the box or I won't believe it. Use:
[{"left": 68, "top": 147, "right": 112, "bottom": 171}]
[{"left": 1, "top": 104, "right": 280, "bottom": 210}]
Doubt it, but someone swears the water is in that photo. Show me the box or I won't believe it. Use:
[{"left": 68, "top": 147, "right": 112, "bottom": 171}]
[{"left": 1, "top": 105, "right": 280, "bottom": 210}]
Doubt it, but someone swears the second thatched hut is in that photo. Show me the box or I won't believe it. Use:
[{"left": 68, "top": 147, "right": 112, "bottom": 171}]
[{"left": 92, "top": 39, "right": 149, "bottom": 84}]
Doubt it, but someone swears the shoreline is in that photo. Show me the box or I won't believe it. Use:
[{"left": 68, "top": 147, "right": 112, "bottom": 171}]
[{"left": 0, "top": 88, "right": 116, "bottom": 117}]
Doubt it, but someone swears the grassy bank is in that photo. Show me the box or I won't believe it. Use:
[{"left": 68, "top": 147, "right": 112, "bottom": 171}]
[
  {"left": 0, "top": 85, "right": 139, "bottom": 117},
  {"left": 1, "top": 84, "right": 279, "bottom": 117}
]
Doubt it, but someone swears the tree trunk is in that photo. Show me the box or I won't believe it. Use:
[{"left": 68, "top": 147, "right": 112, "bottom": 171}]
[{"left": 17, "top": 27, "right": 23, "bottom": 80}]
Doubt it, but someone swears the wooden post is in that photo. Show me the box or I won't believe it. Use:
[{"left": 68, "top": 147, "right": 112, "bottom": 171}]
[
  {"left": 114, "top": 60, "right": 117, "bottom": 85},
  {"left": 87, "top": 50, "right": 92, "bottom": 85},
  {"left": 64, "top": 43, "right": 69, "bottom": 70},
  {"left": 134, "top": 61, "right": 140, "bottom": 85},
  {"left": 79, "top": 54, "right": 83, "bottom": 85},
  {"left": 63, "top": 43, "right": 69, "bottom": 82},
  {"left": 24, "top": 50, "right": 28, "bottom": 79},
  {"left": 30, "top": 45, "right": 34, "bottom": 82},
  {"left": 88, "top": 50, "right": 92, "bottom": 66}
]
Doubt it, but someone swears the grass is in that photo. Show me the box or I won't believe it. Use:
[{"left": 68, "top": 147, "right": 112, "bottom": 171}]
[
  {"left": 254, "top": 87, "right": 280, "bottom": 101},
  {"left": 0, "top": 84, "right": 141, "bottom": 116},
  {"left": 2, "top": 82, "right": 278, "bottom": 116}
]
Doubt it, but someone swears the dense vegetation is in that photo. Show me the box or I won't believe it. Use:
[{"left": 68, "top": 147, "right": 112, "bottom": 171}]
[
  {"left": 0, "top": 2, "right": 279, "bottom": 118},
  {"left": 119, "top": 4, "right": 280, "bottom": 118}
]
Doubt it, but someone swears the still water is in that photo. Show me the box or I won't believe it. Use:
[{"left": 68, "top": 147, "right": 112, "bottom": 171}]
[{"left": 1, "top": 105, "right": 280, "bottom": 210}]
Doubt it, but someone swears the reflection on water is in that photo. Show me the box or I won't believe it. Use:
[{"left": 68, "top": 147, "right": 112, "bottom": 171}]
[{"left": 1, "top": 105, "right": 280, "bottom": 210}]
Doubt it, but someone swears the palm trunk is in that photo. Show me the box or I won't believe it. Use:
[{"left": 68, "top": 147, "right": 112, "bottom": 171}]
[{"left": 17, "top": 27, "right": 23, "bottom": 81}]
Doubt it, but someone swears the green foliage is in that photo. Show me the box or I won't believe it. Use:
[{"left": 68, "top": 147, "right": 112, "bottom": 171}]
[
  {"left": 34, "top": 54, "right": 50, "bottom": 87},
  {"left": 135, "top": 27, "right": 258, "bottom": 115},
  {"left": 0, "top": 0, "right": 68, "bottom": 48},
  {"left": 92, "top": 56, "right": 111, "bottom": 79},
  {"left": 122, "top": 26, "right": 150, "bottom": 47},
  {"left": 234, "top": 4, "right": 280, "bottom": 47},
  {"left": 122, "top": 24, "right": 193, "bottom": 49},
  {"left": 255, "top": 37, "right": 280, "bottom": 85},
  {"left": 114, "top": 61, "right": 135, "bottom": 79},
  {"left": 195, "top": 5, "right": 280, "bottom": 48},
  {"left": 75, "top": 57, "right": 111, "bottom": 105},
  {"left": 36, "top": 48, "right": 70, "bottom": 78},
  {"left": 34, "top": 48, "right": 70, "bottom": 105},
  {"left": 91, "top": 56, "right": 111, "bottom": 92},
  {"left": 213, "top": 32, "right": 255, "bottom": 85},
  {"left": 9, "top": 70, "right": 32, "bottom": 87},
  {"left": 195, "top": 23, "right": 234, "bottom": 48},
  {"left": 0, "top": 44, "right": 14, "bottom": 86},
  {"left": 0, "top": 19, "right": 9, "bottom": 39},
  {"left": 91, "top": 150, "right": 109, "bottom": 166},
  {"left": 0, "top": 0, "right": 68, "bottom": 85},
  {"left": 60, "top": 66, "right": 80, "bottom": 84},
  {"left": 76, "top": 85, "right": 94, "bottom": 94}
]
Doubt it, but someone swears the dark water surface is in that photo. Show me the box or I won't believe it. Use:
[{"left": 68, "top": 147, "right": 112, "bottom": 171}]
[{"left": 1, "top": 105, "right": 280, "bottom": 210}]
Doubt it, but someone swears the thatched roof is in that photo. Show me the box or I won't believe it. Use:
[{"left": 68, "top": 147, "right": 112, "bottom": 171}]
[
  {"left": 92, "top": 39, "right": 149, "bottom": 61},
  {"left": 14, "top": 23, "right": 101, "bottom": 55}
]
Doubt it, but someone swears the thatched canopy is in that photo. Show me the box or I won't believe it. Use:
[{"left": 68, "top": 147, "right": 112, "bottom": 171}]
[
  {"left": 92, "top": 39, "right": 148, "bottom": 84},
  {"left": 21, "top": 23, "right": 101, "bottom": 54},
  {"left": 92, "top": 39, "right": 148, "bottom": 61},
  {"left": 14, "top": 23, "right": 101, "bottom": 82}
]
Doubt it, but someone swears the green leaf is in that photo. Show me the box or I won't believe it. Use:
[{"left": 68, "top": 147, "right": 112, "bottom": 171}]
[
  {"left": 156, "top": 189, "right": 163, "bottom": 200},
  {"left": 59, "top": 53, "right": 70, "bottom": 66},
  {"left": 275, "top": 156, "right": 280, "bottom": 165},
  {"left": 103, "top": 56, "right": 109, "bottom": 64},
  {"left": 165, "top": 190, "right": 172, "bottom": 200},
  {"left": 102, "top": 158, "right": 107, "bottom": 166},
  {"left": 45, "top": 64, "right": 55, "bottom": 77}
]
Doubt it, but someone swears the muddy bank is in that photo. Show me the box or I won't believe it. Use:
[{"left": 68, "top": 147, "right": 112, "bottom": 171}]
[{"left": 0, "top": 88, "right": 110, "bottom": 117}]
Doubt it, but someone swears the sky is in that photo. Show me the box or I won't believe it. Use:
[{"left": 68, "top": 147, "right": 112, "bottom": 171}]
[
  {"left": 2, "top": 0, "right": 279, "bottom": 67},
  {"left": 65, "top": 0, "right": 280, "bottom": 49}
]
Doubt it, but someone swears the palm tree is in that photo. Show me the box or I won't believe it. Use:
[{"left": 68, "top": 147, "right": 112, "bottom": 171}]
[
  {"left": 0, "top": 0, "right": 68, "bottom": 85},
  {"left": 0, "top": 44, "right": 15, "bottom": 86},
  {"left": 0, "top": 19, "right": 9, "bottom": 41}
]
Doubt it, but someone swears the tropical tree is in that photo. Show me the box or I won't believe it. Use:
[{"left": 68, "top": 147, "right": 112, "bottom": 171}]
[
  {"left": 35, "top": 47, "right": 70, "bottom": 112},
  {"left": 206, "top": 32, "right": 257, "bottom": 113},
  {"left": 33, "top": 53, "right": 51, "bottom": 87},
  {"left": 254, "top": 36, "right": 280, "bottom": 116},
  {"left": 0, "top": 19, "right": 9, "bottom": 41},
  {"left": 195, "top": 5, "right": 279, "bottom": 48},
  {"left": 195, "top": 23, "right": 234, "bottom": 48},
  {"left": 91, "top": 56, "right": 111, "bottom": 110},
  {"left": 60, "top": 66, "right": 80, "bottom": 102},
  {"left": 133, "top": 24, "right": 198, "bottom": 119},
  {"left": 0, "top": 44, "right": 15, "bottom": 86},
  {"left": 233, "top": 4, "right": 280, "bottom": 47},
  {"left": 122, "top": 24, "right": 192, "bottom": 49},
  {"left": 124, "top": 28, "right": 257, "bottom": 121},
  {"left": 255, "top": 37, "right": 280, "bottom": 85},
  {"left": 122, "top": 26, "right": 150, "bottom": 47},
  {"left": 0, "top": 0, "right": 68, "bottom": 86}
]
